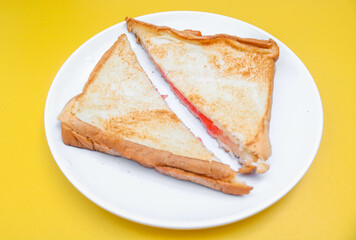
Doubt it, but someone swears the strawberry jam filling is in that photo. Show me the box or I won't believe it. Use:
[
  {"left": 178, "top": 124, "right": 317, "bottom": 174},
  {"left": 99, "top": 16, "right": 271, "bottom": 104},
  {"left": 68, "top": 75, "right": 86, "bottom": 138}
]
[
  {"left": 168, "top": 82, "right": 221, "bottom": 136},
  {"left": 168, "top": 82, "right": 236, "bottom": 149}
]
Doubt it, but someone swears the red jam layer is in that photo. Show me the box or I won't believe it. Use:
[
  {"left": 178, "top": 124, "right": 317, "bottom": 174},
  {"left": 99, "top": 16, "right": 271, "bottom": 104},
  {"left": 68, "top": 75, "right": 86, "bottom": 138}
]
[
  {"left": 156, "top": 67, "right": 236, "bottom": 150},
  {"left": 168, "top": 81, "right": 238, "bottom": 150},
  {"left": 168, "top": 82, "right": 221, "bottom": 136}
]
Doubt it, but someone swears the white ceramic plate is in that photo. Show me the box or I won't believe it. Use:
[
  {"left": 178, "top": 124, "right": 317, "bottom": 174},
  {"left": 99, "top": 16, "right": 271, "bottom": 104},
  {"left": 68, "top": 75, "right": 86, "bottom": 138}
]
[{"left": 45, "top": 11, "right": 323, "bottom": 229}]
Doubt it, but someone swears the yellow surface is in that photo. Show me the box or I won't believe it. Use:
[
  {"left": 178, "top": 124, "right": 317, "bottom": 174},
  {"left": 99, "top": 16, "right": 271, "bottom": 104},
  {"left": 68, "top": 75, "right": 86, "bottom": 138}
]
[{"left": 1, "top": 0, "right": 355, "bottom": 239}]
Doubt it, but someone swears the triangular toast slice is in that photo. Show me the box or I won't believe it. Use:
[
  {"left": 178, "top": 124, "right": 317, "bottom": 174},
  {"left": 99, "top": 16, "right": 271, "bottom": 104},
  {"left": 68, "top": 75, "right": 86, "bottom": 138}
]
[
  {"left": 126, "top": 18, "right": 279, "bottom": 173},
  {"left": 58, "top": 34, "right": 252, "bottom": 195}
]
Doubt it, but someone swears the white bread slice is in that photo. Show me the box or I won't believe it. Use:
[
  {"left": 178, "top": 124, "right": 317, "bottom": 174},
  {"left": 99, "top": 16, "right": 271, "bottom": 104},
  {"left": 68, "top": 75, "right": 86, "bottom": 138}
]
[
  {"left": 58, "top": 34, "right": 252, "bottom": 195},
  {"left": 126, "top": 18, "right": 279, "bottom": 174}
]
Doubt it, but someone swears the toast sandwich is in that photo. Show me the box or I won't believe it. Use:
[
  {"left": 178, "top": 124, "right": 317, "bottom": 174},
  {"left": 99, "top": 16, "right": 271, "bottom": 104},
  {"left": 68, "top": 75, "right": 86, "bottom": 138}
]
[
  {"left": 58, "top": 34, "right": 252, "bottom": 195},
  {"left": 126, "top": 18, "right": 279, "bottom": 173}
]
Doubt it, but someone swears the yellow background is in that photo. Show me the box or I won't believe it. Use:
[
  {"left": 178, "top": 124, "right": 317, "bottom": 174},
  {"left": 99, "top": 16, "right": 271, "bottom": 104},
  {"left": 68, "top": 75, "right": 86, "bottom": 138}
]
[{"left": 1, "top": 0, "right": 355, "bottom": 239}]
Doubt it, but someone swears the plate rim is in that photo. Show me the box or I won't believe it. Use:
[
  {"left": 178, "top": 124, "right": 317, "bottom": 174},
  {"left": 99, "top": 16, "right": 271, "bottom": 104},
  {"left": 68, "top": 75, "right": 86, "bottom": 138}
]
[{"left": 44, "top": 10, "right": 324, "bottom": 229}]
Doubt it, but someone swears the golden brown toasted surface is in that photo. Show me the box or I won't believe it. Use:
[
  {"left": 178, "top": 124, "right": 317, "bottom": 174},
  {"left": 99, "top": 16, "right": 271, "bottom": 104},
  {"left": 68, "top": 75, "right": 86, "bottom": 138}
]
[
  {"left": 126, "top": 18, "right": 278, "bottom": 172},
  {"left": 101, "top": 109, "right": 179, "bottom": 140}
]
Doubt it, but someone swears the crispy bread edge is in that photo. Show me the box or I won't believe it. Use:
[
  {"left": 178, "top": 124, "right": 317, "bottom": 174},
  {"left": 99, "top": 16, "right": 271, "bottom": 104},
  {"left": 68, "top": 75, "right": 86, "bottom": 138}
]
[
  {"left": 59, "top": 117, "right": 252, "bottom": 195},
  {"left": 59, "top": 113, "right": 238, "bottom": 181},
  {"left": 241, "top": 54, "right": 275, "bottom": 173},
  {"left": 126, "top": 17, "right": 279, "bottom": 61},
  {"left": 156, "top": 166, "right": 252, "bottom": 195}
]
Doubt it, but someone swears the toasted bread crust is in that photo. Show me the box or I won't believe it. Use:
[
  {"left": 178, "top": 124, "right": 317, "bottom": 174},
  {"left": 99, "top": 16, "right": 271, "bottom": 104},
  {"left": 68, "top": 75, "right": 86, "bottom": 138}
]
[
  {"left": 126, "top": 17, "right": 279, "bottom": 61},
  {"left": 156, "top": 166, "right": 252, "bottom": 195},
  {"left": 60, "top": 115, "right": 252, "bottom": 194},
  {"left": 59, "top": 110, "right": 240, "bottom": 180},
  {"left": 126, "top": 18, "right": 278, "bottom": 173}
]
